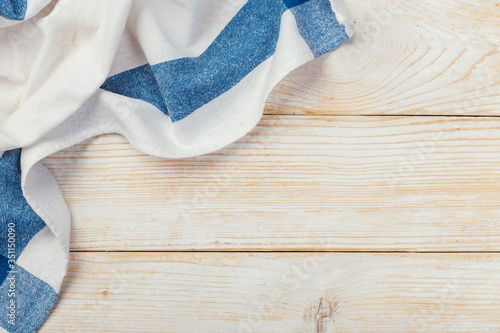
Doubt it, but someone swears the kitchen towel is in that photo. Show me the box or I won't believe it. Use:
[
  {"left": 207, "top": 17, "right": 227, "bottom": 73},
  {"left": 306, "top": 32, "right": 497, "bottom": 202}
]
[{"left": 0, "top": 0, "right": 354, "bottom": 331}]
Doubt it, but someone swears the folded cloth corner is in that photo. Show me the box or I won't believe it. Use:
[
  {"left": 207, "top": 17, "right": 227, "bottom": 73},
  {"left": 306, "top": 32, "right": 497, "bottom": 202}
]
[{"left": 0, "top": 0, "right": 354, "bottom": 331}]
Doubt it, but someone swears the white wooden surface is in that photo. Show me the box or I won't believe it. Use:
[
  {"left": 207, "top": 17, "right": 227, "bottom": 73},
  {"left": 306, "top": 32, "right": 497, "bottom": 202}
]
[
  {"left": 41, "top": 253, "right": 500, "bottom": 332},
  {"left": 267, "top": 0, "right": 499, "bottom": 116},
  {"left": 40, "top": 0, "right": 499, "bottom": 332},
  {"left": 44, "top": 116, "right": 500, "bottom": 252}
]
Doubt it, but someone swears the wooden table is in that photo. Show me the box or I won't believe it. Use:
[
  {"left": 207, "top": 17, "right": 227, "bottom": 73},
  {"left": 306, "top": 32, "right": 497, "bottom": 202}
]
[{"left": 39, "top": 0, "right": 499, "bottom": 331}]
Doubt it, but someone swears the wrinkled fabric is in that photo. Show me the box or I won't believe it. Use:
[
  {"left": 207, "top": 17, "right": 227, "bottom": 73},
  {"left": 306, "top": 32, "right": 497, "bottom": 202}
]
[{"left": 0, "top": 0, "right": 353, "bottom": 331}]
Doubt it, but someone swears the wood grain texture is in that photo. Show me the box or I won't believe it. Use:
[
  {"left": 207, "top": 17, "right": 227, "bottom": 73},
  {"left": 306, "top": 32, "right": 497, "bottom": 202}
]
[
  {"left": 37, "top": 1, "right": 500, "bottom": 330},
  {"left": 39, "top": 252, "right": 500, "bottom": 333},
  {"left": 266, "top": 0, "right": 499, "bottom": 116},
  {"left": 43, "top": 115, "right": 500, "bottom": 251}
]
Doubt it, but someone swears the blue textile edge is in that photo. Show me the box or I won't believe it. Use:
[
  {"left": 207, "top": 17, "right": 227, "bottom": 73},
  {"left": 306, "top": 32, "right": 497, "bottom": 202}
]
[{"left": 0, "top": 0, "right": 28, "bottom": 21}]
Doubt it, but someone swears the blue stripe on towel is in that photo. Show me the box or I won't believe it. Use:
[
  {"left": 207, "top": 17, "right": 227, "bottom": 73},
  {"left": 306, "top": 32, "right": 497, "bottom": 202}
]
[
  {"left": 101, "top": 0, "right": 312, "bottom": 122},
  {"left": 0, "top": 264, "right": 58, "bottom": 332},
  {"left": 0, "top": 255, "right": 8, "bottom": 285},
  {"left": 291, "top": 0, "right": 350, "bottom": 58},
  {"left": 0, "top": 0, "right": 27, "bottom": 21},
  {"left": 100, "top": 0, "right": 349, "bottom": 122},
  {"left": 0, "top": 150, "right": 46, "bottom": 269}
]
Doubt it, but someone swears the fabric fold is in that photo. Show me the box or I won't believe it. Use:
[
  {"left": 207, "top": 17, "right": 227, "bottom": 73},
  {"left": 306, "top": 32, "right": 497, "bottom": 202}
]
[{"left": 0, "top": 0, "right": 354, "bottom": 331}]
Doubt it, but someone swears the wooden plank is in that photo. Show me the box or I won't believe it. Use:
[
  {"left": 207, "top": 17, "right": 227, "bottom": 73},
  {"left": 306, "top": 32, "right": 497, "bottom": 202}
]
[
  {"left": 40, "top": 252, "right": 500, "bottom": 332},
  {"left": 43, "top": 115, "right": 500, "bottom": 251},
  {"left": 266, "top": 0, "right": 499, "bottom": 116}
]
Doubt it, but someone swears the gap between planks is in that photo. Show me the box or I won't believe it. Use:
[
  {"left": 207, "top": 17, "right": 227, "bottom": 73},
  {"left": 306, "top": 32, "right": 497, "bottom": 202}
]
[
  {"left": 263, "top": 114, "right": 500, "bottom": 118},
  {"left": 70, "top": 250, "right": 500, "bottom": 253}
]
